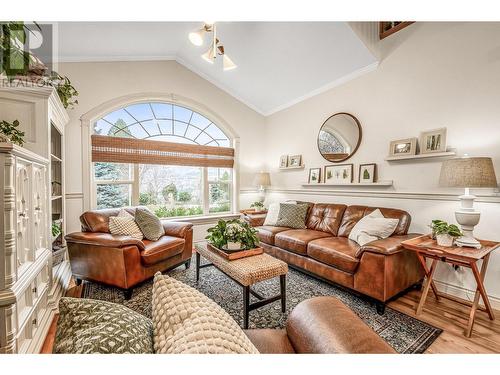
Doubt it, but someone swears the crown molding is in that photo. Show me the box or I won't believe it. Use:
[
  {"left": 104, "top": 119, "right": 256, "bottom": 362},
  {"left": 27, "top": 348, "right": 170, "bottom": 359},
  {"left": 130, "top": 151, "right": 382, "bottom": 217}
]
[{"left": 57, "top": 55, "right": 177, "bottom": 63}]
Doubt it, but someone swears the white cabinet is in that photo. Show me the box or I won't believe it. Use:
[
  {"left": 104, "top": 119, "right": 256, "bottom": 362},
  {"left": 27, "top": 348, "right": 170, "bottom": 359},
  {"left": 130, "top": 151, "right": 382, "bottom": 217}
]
[{"left": 0, "top": 86, "right": 71, "bottom": 354}]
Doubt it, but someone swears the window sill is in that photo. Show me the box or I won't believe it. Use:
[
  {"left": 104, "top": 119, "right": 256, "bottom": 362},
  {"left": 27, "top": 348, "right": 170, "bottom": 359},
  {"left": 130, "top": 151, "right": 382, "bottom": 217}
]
[{"left": 161, "top": 213, "right": 241, "bottom": 225}]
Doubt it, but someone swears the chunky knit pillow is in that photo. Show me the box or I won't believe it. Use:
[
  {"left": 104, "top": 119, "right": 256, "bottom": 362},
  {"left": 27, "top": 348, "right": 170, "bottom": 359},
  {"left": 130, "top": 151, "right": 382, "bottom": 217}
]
[
  {"left": 135, "top": 207, "right": 164, "bottom": 241},
  {"left": 275, "top": 203, "right": 308, "bottom": 229},
  {"left": 152, "top": 273, "right": 259, "bottom": 354},
  {"left": 109, "top": 209, "right": 143, "bottom": 239},
  {"left": 53, "top": 297, "right": 153, "bottom": 354}
]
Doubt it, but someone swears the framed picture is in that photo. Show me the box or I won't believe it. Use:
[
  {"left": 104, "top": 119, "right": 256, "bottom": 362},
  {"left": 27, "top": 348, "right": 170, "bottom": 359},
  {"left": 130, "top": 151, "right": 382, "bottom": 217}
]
[
  {"left": 324, "top": 164, "right": 353, "bottom": 184},
  {"left": 279, "top": 155, "right": 288, "bottom": 168},
  {"left": 288, "top": 154, "right": 302, "bottom": 167},
  {"left": 359, "top": 163, "right": 376, "bottom": 183},
  {"left": 420, "top": 128, "right": 447, "bottom": 154},
  {"left": 389, "top": 137, "right": 418, "bottom": 157},
  {"left": 308, "top": 168, "right": 321, "bottom": 183}
]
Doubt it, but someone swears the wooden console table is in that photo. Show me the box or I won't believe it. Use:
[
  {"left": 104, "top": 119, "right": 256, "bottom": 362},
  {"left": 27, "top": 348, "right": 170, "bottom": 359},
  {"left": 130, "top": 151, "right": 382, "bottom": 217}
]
[{"left": 402, "top": 235, "right": 499, "bottom": 337}]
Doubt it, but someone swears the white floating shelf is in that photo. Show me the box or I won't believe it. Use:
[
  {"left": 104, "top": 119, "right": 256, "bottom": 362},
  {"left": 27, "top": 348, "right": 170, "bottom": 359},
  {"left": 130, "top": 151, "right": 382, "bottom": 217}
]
[
  {"left": 280, "top": 165, "right": 305, "bottom": 170},
  {"left": 302, "top": 180, "right": 393, "bottom": 187},
  {"left": 385, "top": 151, "right": 456, "bottom": 161}
]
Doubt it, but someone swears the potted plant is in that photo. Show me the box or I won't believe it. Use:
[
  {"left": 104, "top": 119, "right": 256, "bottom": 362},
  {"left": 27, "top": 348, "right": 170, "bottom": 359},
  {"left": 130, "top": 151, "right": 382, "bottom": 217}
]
[
  {"left": 206, "top": 219, "right": 259, "bottom": 251},
  {"left": 250, "top": 201, "right": 265, "bottom": 212},
  {"left": 430, "top": 220, "right": 462, "bottom": 247}
]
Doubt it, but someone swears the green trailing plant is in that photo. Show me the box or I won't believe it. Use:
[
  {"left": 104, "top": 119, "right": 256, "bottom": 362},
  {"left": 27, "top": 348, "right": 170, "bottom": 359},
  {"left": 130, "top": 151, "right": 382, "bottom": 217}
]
[
  {"left": 48, "top": 72, "right": 79, "bottom": 109},
  {"left": 206, "top": 219, "right": 259, "bottom": 250},
  {"left": 0, "top": 119, "right": 25, "bottom": 145},
  {"left": 250, "top": 201, "right": 264, "bottom": 210},
  {"left": 430, "top": 220, "right": 462, "bottom": 238}
]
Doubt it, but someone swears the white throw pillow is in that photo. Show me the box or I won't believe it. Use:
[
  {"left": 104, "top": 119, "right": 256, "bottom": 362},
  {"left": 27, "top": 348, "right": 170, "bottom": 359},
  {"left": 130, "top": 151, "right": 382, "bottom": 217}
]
[
  {"left": 109, "top": 210, "right": 143, "bottom": 240},
  {"left": 348, "top": 209, "right": 399, "bottom": 246},
  {"left": 263, "top": 201, "right": 297, "bottom": 226}
]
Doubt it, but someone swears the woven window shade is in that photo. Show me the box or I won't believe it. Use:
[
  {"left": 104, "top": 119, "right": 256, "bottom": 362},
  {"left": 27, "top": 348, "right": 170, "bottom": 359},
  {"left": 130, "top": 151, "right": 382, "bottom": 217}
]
[{"left": 91, "top": 135, "right": 234, "bottom": 168}]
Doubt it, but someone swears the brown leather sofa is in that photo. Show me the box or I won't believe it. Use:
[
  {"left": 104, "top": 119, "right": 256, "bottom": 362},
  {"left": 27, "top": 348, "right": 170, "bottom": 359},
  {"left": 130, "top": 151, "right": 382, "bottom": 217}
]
[
  {"left": 245, "top": 296, "right": 395, "bottom": 353},
  {"left": 250, "top": 203, "right": 424, "bottom": 313},
  {"left": 65, "top": 206, "right": 193, "bottom": 299}
]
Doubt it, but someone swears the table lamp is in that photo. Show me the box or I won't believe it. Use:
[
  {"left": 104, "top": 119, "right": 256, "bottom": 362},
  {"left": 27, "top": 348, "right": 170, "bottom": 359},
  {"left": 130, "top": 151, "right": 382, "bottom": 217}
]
[
  {"left": 439, "top": 156, "right": 498, "bottom": 248},
  {"left": 254, "top": 172, "right": 271, "bottom": 203}
]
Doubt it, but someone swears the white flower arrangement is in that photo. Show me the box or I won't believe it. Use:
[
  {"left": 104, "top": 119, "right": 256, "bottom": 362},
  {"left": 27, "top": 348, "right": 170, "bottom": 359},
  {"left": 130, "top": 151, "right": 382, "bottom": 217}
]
[{"left": 225, "top": 222, "right": 246, "bottom": 240}]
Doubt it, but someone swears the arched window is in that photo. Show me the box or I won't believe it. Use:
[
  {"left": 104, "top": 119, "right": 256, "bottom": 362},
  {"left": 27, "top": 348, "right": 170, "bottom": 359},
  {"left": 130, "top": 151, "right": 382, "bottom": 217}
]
[
  {"left": 94, "top": 102, "right": 231, "bottom": 147},
  {"left": 93, "top": 102, "right": 233, "bottom": 217}
]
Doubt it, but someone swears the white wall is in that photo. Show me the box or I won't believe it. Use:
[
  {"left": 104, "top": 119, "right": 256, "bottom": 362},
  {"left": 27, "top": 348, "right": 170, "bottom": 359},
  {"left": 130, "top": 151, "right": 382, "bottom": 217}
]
[
  {"left": 263, "top": 22, "right": 500, "bottom": 306},
  {"left": 59, "top": 60, "right": 264, "bottom": 233}
]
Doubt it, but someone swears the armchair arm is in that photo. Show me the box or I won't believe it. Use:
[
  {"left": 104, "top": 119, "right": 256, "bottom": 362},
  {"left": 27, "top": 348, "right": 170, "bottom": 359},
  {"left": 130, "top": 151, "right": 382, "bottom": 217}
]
[
  {"left": 65, "top": 232, "right": 145, "bottom": 251},
  {"left": 161, "top": 221, "right": 193, "bottom": 238},
  {"left": 356, "top": 233, "right": 422, "bottom": 257}
]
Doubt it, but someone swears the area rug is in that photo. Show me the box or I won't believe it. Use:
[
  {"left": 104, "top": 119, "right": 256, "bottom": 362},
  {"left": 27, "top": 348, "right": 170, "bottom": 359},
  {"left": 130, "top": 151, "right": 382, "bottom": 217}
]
[{"left": 82, "top": 255, "right": 442, "bottom": 354}]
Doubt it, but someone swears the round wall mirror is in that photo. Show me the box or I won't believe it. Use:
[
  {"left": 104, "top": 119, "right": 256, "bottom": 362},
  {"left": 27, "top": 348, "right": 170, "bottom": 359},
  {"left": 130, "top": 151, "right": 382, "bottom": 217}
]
[{"left": 317, "top": 112, "right": 362, "bottom": 162}]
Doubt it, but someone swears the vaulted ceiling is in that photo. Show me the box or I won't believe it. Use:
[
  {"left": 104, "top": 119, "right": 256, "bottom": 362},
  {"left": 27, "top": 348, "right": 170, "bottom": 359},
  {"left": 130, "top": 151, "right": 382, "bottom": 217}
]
[{"left": 58, "top": 22, "right": 378, "bottom": 115}]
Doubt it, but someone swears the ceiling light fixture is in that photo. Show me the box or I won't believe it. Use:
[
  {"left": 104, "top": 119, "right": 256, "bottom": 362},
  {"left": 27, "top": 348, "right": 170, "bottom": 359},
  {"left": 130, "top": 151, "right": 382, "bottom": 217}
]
[{"left": 188, "top": 22, "right": 237, "bottom": 71}]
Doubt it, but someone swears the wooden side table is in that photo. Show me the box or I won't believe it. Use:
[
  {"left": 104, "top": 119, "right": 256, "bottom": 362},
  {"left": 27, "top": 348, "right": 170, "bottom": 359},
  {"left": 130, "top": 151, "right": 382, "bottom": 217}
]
[{"left": 402, "top": 235, "right": 499, "bottom": 337}]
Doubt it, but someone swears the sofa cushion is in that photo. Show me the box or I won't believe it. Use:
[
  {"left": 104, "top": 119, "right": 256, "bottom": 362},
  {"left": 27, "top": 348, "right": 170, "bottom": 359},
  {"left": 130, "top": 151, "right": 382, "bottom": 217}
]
[
  {"left": 53, "top": 297, "right": 153, "bottom": 354},
  {"left": 307, "top": 237, "right": 360, "bottom": 273},
  {"left": 140, "top": 236, "right": 185, "bottom": 266},
  {"left": 306, "top": 203, "right": 347, "bottom": 236},
  {"left": 80, "top": 207, "right": 137, "bottom": 233},
  {"left": 152, "top": 273, "right": 259, "bottom": 354},
  {"left": 275, "top": 203, "right": 309, "bottom": 229},
  {"left": 256, "top": 225, "right": 290, "bottom": 245},
  {"left": 275, "top": 229, "right": 332, "bottom": 255}
]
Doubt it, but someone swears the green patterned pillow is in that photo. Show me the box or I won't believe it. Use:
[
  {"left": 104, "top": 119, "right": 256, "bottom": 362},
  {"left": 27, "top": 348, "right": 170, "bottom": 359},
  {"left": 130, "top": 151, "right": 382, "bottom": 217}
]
[
  {"left": 275, "top": 203, "right": 309, "bottom": 229},
  {"left": 135, "top": 207, "right": 164, "bottom": 241},
  {"left": 53, "top": 297, "right": 154, "bottom": 354}
]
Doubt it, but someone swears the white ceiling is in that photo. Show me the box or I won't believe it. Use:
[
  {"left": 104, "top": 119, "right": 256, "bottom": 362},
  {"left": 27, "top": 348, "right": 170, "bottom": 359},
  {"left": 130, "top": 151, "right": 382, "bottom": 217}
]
[{"left": 58, "top": 22, "right": 378, "bottom": 115}]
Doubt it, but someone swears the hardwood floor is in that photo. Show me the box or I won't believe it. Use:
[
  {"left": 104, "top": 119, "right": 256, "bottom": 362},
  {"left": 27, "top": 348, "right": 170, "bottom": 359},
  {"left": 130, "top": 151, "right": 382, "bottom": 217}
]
[
  {"left": 388, "top": 289, "right": 500, "bottom": 353},
  {"left": 41, "top": 278, "right": 500, "bottom": 354}
]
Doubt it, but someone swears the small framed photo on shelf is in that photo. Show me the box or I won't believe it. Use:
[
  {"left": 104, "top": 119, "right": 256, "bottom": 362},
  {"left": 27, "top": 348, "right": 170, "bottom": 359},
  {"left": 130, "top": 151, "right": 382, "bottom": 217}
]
[
  {"left": 279, "top": 155, "right": 288, "bottom": 168},
  {"left": 324, "top": 164, "right": 353, "bottom": 184},
  {"left": 420, "top": 128, "right": 447, "bottom": 154},
  {"left": 308, "top": 168, "right": 321, "bottom": 183},
  {"left": 389, "top": 137, "right": 418, "bottom": 157},
  {"left": 359, "top": 163, "right": 376, "bottom": 183},
  {"left": 288, "top": 154, "right": 302, "bottom": 167}
]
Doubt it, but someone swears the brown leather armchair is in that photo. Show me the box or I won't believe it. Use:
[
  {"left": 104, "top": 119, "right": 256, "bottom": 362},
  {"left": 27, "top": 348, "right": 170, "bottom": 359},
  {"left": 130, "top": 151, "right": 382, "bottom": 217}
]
[
  {"left": 245, "top": 296, "right": 395, "bottom": 353},
  {"left": 65, "top": 207, "right": 193, "bottom": 299}
]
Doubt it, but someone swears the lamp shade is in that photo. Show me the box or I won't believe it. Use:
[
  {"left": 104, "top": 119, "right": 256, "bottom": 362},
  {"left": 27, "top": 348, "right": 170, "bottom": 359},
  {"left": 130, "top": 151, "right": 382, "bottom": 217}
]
[
  {"left": 254, "top": 172, "right": 271, "bottom": 187},
  {"left": 439, "top": 157, "right": 498, "bottom": 188}
]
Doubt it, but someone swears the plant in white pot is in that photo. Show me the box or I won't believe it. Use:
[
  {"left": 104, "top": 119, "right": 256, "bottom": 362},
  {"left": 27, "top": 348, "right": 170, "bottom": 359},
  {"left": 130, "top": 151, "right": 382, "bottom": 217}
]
[
  {"left": 206, "top": 219, "right": 259, "bottom": 251},
  {"left": 431, "top": 220, "right": 462, "bottom": 247}
]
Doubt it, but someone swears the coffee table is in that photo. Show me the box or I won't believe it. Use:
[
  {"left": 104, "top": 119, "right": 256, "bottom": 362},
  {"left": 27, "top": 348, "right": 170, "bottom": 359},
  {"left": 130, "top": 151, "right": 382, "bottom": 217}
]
[{"left": 194, "top": 243, "right": 288, "bottom": 329}]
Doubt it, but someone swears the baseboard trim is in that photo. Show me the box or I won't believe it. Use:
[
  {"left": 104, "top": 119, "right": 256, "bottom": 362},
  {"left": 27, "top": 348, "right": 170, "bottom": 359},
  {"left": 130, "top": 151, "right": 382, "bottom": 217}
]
[{"left": 434, "top": 279, "right": 500, "bottom": 311}]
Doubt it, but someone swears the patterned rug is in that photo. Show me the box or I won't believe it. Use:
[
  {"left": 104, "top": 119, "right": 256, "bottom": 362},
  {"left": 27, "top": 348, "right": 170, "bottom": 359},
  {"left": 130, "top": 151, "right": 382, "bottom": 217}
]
[{"left": 82, "top": 255, "right": 442, "bottom": 354}]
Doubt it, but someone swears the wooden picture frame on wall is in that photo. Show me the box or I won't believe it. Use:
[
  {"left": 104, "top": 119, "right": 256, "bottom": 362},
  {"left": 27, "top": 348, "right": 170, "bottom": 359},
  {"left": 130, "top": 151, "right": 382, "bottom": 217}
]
[{"left": 379, "top": 22, "right": 415, "bottom": 40}]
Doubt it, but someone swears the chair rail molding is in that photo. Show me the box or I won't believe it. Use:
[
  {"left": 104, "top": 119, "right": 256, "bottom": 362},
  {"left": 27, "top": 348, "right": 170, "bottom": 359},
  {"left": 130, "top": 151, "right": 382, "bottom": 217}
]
[{"left": 240, "top": 187, "right": 500, "bottom": 204}]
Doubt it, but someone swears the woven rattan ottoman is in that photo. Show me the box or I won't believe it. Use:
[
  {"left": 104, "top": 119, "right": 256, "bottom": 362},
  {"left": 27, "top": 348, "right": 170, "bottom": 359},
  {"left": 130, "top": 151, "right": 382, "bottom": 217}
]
[{"left": 194, "top": 243, "right": 288, "bottom": 329}]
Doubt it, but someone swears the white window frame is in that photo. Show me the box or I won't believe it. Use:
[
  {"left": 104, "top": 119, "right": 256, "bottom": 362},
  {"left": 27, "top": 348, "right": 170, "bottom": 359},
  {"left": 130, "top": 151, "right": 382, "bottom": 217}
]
[{"left": 83, "top": 95, "right": 239, "bottom": 217}]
